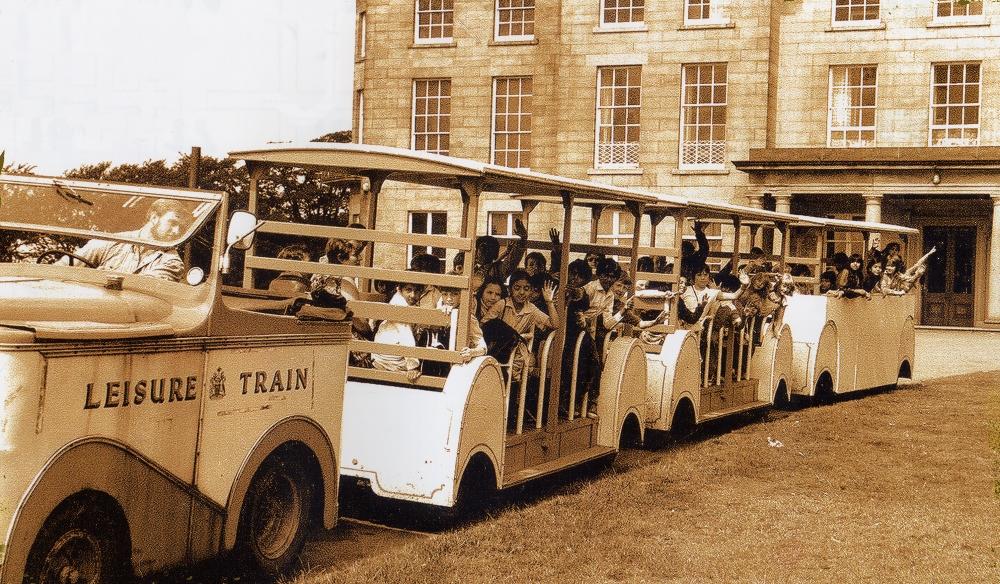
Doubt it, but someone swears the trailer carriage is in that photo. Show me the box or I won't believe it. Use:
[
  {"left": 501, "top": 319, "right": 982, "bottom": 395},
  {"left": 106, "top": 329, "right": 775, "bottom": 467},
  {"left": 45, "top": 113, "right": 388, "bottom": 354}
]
[
  {"left": 781, "top": 218, "right": 919, "bottom": 400},
  {"left": 231, "top": 143, "right": 661, "bottom": 508}
]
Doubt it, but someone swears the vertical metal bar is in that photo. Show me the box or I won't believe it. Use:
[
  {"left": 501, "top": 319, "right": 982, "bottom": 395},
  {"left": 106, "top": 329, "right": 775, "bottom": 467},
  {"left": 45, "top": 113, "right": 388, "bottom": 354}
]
[
  {"left": 736, "top": 325, "right": 745, "bottom": 382},
  {"left": 703, "top": 319, "right": 713, "bottom": 388},
  {"left": 536, "top": 335, "right": 549, "bottom": 429},
  {"left": 815, "top": 227, "right": 825, "bottom": 295},
  {"left": 568, "top": 333, "right": 581, "bottom": 421},
  {"left": 516, "top": 345, "right": 528, "bottom": 434},
  {"left": 715, "top": 330, "right": 725, "bottom": 386}
]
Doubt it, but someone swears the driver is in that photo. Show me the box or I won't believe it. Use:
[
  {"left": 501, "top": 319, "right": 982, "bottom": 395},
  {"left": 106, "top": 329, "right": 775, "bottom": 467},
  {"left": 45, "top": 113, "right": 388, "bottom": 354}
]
[{"left": 61, "top": 198, "right": 191, "bottom": 282}]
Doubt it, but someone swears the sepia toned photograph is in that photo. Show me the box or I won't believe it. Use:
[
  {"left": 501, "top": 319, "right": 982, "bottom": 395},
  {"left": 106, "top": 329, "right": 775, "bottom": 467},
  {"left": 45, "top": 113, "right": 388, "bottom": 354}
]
[{"left": 1, "top": 1, "right": 997, "bottom": 582}]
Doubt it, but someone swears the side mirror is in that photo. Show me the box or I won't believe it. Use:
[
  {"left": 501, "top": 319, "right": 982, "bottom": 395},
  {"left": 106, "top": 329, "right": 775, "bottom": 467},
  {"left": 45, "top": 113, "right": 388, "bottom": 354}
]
[
  {"left": 221, "top": 211, "right": 263, "bottom": 274},
  {"left": 227, "top": 210, "right": 259, "bottom": 250}
]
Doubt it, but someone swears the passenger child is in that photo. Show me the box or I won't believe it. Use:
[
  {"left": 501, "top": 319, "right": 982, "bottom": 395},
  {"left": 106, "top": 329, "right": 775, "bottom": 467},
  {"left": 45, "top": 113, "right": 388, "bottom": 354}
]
[
  {"left": 679, "top": 266, "right": 716, "bottom": 328},
  {"left": 343, "top": 222, "right": 370, "bottom": 266},
  {"left": 268, "top": 244, "right": 312, "bottom": 294},
  {"left": 371, "top": 280, "right": 426, "bottom": 381},
  {"left": 635, "top": 256, "right": 654, "bottom": 291},
  {"left": 584, "top": 252, "right": 605, "bottom": 281},
  {"left": 563, "top": 259, "right": 598, "bottom": 417},
  {"left": 882, "top": 242, "right": 904, "bottom": 271},
  {"left": 311, "top": 238, "right": 360, "bottom": 300},
  {"left": 410, "top": 252, "right": 443, "bottom": 309},
  {"left": 582, "top": 258, "right": 621, "bottom": 337},
  {"left": 475, "top": 276, "right": 507, "bottom": 322},
  {"left": 474, "top": 218, "right": 527, "bottom": 281},
  {"left": 482, "top": 269, "right": 559, "bottom": 338},
  {"left": 880, "top": 259, "right": 907, "bottom": 295},
  {"left": 862, "top": 259, "right": 884, "bottom": 293},
  {"left": 525, "top": 251, "right": 547, "bottom": 277},
  {"left": 837, "top": 253, "right": 870, "bottom": 299},
  {"left": 481, "top": 269, "right": 559, "bottom": 382},
  {"left": 529, "top": 271, "right": 554, "bottom": 314},
  {"left": 819, "top": 270, "right": 839, "bottom": 295},
  {"left": 680, "top": 221, "right": 709, "bottom": 281},
  {"left": 452, "top": 251, "right": 466, "bottom": 276},
  {"left": 437, "top": 285, "right": 487, "bottom": 363},
  {"left": 882, "top": 247, "right": 935, "bottom": 294}
]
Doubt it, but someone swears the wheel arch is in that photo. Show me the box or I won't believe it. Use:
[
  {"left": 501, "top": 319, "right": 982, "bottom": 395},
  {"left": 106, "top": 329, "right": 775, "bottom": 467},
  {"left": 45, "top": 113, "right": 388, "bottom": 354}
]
[
  {"left": 670, "top": 394, "right": 697, "bottom": 433},
  {"left": 618, "top": 409, "right": 645, "bottom": 449},
  {"left": 812, "top": 320, "right": 840, "bottom": 396},
  {"left": 1, "top": 438, "right": 222, "bottom": 584},
  {"left": 223, "top": 416, "right": 338, "bottom": 552}
]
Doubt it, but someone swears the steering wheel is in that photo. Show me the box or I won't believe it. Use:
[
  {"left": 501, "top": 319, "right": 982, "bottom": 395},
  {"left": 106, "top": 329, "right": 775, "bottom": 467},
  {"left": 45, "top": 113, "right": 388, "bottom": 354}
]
[{"left": 36, "top": 249, "right": 98, "bottom": 268}]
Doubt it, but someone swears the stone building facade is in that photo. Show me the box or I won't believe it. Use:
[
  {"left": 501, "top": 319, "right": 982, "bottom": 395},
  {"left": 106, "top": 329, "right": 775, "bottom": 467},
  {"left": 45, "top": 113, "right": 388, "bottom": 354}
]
[{"left": 354, "top": 0, "right": 1000, "bottom": 329}]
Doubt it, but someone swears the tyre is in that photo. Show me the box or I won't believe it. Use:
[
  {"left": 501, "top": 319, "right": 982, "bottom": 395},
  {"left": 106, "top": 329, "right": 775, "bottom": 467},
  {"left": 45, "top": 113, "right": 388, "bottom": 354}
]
[
  {"left": 237, "top": 451, "right": 314, "bottom": 576},
  {"left": 23, "top": 493, "right": 129, "bottom": 584}
]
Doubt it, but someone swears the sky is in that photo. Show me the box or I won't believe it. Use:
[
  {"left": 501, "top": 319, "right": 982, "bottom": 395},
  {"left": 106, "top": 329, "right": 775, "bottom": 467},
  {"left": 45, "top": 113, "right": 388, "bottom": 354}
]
[{"left": 0, "top": 0, "right": 356, "bottom": 175}]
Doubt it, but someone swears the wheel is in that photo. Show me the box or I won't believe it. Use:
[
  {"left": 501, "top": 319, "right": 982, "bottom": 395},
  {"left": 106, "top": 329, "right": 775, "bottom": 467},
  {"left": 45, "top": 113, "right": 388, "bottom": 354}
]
[
  {"left": 237, "top": 452, "right": 313, "bottom": 576},
  {"left": 23, "top": 494, "right": 129, "bottom": 584},
  {"left": 36, "top": 249, "right": 97, "bottom": 268}
]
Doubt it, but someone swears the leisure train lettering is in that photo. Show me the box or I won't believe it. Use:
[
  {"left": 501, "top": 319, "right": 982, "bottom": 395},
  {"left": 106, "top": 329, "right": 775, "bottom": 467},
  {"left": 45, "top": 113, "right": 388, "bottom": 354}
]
[
  {"left": 83, "top": 375, "right": 199, "bottom": 409},
  {"left": 239, "top": 367, "right": 310, "bottom": 394}
]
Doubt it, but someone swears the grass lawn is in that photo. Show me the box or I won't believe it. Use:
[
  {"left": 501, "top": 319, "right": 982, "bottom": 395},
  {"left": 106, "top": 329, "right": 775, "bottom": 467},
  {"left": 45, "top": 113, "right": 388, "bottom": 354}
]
[{"left": 292, "top": 371, "right": 1000, "bottom": 584}]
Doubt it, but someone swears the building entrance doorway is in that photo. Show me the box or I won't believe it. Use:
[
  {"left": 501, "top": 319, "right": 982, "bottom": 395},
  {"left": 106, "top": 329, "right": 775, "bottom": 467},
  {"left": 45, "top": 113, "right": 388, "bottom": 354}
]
[{"left": 921, "top": 226, "right": 976, "bottom": 327}]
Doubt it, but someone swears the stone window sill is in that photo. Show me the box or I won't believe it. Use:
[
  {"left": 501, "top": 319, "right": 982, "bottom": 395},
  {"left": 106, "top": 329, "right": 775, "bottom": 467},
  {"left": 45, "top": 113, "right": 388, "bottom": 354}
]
[
  {"left": 489, "top": 38, "right": 538, "bottom": 47},
  {"left": 671, "top": 167, "right": 730, "bottom": 175},
  {"left": 410, "top": 40, "right": 457, "bottom": 49},
  {"left": 825, "top": 21, "right": 886, "bottom": 32},
  {"left": 679, "top": 20, "right": 735, "bottom": 31},
  {"left": 593, "top": 23, "right": 649, "bottom": 34},
  {"left": 587, "top": 167, "right": 644, "bottom": 176},
  {"left": 926, "top": 18, "right": 989, "bottom": 29}
]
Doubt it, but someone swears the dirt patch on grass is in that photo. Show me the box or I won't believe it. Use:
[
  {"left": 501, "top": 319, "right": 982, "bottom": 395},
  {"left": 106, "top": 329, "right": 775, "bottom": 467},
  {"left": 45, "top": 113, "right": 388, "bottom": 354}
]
[{"left": 293, "top": 373, "right": 1000, "bottom": 584}]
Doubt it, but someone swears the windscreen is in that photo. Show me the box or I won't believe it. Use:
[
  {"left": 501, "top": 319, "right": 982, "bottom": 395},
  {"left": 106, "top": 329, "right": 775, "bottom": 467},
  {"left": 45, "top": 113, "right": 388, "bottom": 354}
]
[{"left": 0, "top": 177, "right": 219, "bottom": 251}]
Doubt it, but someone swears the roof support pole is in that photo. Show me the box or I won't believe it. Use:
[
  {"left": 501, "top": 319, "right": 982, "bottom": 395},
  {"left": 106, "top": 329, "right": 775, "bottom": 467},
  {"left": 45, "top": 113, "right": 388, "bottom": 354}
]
[
  {"left": 242, "top": 164, "right": 266, "bottom": 289},
  {"left": 772, "top": 192, "right": 792, "bottom": 256},
  {"left": 457, "top": 179, "right": 482, "bottom": 353},
  {"left": 546, "top": 191, "right": 575, "bottom": 433},
  {"left": 647, "top": 209, "right": 668, "bottom": 248},
  {"left": 360, "top": 172, "right": 388, "bottom": 293},
  {"left": 590, "top": 205, "right": 605, "bottom": 244},
  {"left": 626, "top": 201, "right": 645, "bottom": 280}
]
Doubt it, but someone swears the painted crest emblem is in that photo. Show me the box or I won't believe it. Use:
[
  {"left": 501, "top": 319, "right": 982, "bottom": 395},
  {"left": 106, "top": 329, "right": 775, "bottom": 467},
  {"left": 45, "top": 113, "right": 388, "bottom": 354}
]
[{"left": 209, "top": 367, "right": 226, "bottom": 399}]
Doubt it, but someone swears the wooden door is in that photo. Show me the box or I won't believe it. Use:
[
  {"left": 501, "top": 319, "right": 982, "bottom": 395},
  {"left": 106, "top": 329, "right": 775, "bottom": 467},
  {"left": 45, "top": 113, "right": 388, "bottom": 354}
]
[{"left": 921, "top": 226, "right": 976, "bottom": 327}]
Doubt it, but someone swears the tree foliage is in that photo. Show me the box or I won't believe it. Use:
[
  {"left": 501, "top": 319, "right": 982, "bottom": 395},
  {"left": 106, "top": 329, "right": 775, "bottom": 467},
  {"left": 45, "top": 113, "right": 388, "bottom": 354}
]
[{"left": 1, "top": 130, "right": 355, "bottom": 268}]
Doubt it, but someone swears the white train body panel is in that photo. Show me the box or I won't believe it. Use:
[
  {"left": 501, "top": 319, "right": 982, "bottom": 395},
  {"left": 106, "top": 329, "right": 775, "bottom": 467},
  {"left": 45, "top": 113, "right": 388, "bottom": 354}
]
[
  {"left": 784, "top": 294, "right": 916, "bottom": 396},
  {"left": 644, "top": 330, "right": 703, "bottom": 432},
  {"left": 340, "top": 358, "right": 506, "bottom": 507}
]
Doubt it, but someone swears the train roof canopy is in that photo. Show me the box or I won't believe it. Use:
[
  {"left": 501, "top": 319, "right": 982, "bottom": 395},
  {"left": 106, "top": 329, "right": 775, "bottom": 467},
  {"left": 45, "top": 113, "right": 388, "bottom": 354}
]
[{"left": 230, "top": 142, "right": 678, "bottom": 207}]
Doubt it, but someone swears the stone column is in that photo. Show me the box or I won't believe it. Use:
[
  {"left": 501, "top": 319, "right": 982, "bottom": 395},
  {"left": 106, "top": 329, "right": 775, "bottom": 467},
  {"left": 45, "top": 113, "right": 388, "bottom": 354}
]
[
  {"left": 863, "top": 193, "right": 884, "bottom": 251},
  {"left": 772, "top": 192, "right": 792, "bottom": 255},
  {"left": 773, "top": 192, "right": 792, "bottom": 214},
  {"left": 745, "top": 191, "right": 765, "bottom": 209},
  {"left": 986, "top": 195, "right": 1000, "bottom": 323},
  {"left": 863, "top": 193, "right": 883, "bottom": 224}
]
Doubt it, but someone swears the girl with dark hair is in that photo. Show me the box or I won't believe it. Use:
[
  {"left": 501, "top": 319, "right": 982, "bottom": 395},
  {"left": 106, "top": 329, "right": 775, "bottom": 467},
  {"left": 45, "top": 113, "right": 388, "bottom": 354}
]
[
  {"left": 837, "top": 253, "right": 870, "bottom": 299},
  {"left": 474, "top": 276, "right": 507, "bottom": 322},
  {"left": 862, "top": 258, "right": 884, "bottom": 293}
]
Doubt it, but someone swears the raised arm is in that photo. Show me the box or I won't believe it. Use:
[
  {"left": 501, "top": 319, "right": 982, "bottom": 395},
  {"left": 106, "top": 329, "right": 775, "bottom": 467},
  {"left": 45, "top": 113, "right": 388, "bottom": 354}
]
[
  {"left": 548, "top": 228, "right": 562, "bottom": 274},
  {"left": 495, "top": 218, "right": 528, "bottom": 280}
]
